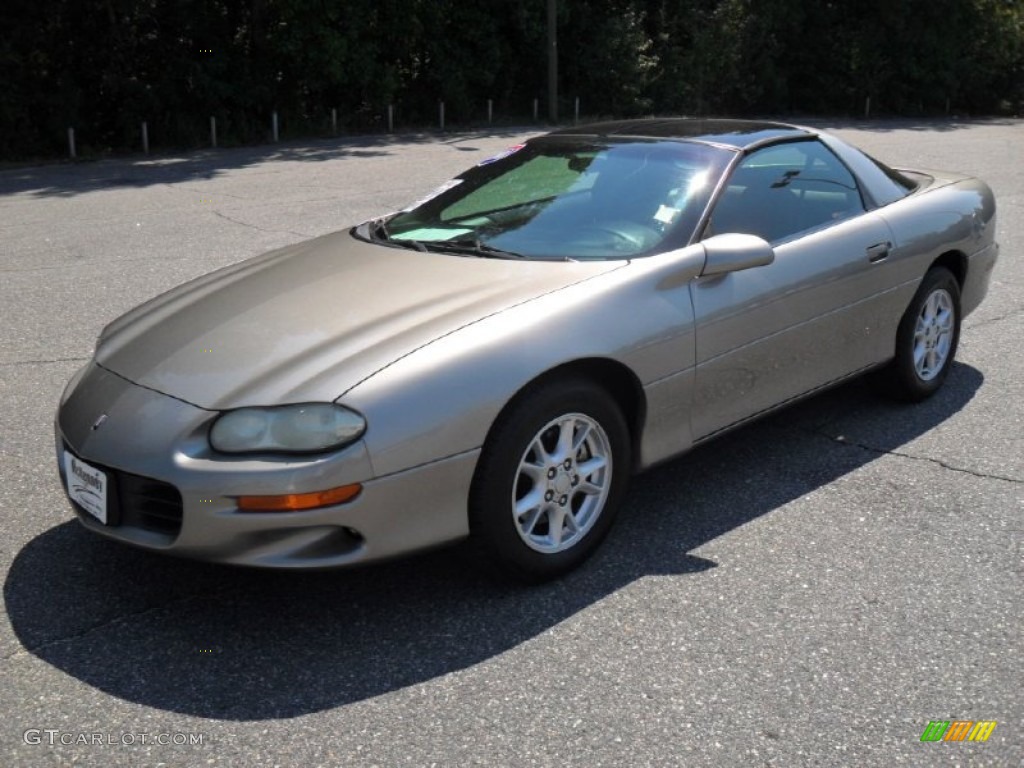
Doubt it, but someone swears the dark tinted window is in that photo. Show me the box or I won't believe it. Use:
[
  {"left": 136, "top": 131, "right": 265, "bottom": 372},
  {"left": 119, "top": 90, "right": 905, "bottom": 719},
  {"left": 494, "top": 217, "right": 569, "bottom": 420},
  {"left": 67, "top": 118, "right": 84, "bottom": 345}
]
[
  {"left": 706, "top": 140, "right": 866, "bottom": 244},
  {"left": 818, "top": 134, "right": 916, "bottom": 206}
]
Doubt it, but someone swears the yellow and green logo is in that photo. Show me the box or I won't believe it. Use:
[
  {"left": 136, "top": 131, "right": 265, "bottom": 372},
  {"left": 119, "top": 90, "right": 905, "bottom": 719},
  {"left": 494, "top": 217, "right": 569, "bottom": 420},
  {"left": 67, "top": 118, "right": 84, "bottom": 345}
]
[{"left": 920, "top": 720, "right": 997, "bottom": 742}]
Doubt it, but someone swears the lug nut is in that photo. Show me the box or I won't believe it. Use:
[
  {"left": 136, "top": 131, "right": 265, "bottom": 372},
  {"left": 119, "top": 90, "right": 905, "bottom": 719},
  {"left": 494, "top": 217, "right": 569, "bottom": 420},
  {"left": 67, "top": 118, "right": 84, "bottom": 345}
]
[
  {"left": 559, "top": 495, "right": 568, "bottom": 506},
  {"left": 545, "top": 490, "right": 554, "bottom": 501},
  {"left": 547, "top": 468, "right": 557, "bottom": 479},
  {"left": 563, "top": 459, "right": 572, "bottom": 469}
]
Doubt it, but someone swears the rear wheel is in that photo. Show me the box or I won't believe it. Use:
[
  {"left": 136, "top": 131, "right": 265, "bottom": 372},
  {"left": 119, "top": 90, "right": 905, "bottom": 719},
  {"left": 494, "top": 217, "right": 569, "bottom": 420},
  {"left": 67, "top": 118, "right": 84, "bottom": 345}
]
[
  {"left": 887, "top": 267, "right": 961, "bottom": 401},
  {"left": 468, "top": 378, "right": 631, "bottom": 582}
]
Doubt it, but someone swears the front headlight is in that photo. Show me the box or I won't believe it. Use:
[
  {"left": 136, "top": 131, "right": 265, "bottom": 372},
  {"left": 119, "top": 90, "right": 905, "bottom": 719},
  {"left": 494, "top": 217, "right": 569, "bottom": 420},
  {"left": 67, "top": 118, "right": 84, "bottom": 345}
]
[{"left": 209, "top": 403, "right": 366, "bottom": 454}]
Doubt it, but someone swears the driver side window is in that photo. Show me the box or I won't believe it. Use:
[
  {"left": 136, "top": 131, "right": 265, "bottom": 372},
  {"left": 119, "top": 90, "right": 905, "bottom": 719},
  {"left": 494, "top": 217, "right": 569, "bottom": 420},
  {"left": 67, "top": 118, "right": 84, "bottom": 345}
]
[{"left": 706, "top": 140, "right": 866, "bottom": 244}]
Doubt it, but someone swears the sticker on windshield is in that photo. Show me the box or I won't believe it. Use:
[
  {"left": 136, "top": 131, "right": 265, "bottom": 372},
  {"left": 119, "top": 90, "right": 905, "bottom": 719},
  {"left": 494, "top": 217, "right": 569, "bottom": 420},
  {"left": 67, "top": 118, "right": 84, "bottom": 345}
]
[
  {"left": 401, "top": 179, "right": 463, "bottom": 211},
  {"left": 654, "top": 205, "right": 680, "bottom": 225},
  {"left": 478, "top": 144, "right": 526, "bottom": 166}
]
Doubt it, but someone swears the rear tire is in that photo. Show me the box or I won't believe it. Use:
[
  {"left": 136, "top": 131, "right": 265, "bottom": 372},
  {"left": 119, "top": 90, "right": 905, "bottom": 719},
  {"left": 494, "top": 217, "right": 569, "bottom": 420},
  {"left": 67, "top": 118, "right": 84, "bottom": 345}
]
[
  {"left": 886, "top": 267, "right": 961, "bottom": 401},
  {"left": 468, "top": 377, "right": 631, "bottom": 582}
]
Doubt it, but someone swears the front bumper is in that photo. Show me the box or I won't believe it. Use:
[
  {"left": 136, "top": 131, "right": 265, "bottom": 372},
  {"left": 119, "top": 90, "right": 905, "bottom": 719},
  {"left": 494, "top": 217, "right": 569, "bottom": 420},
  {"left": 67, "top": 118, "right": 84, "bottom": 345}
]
[{"left": 55, "top": 362, "right": 475, "bottom": 568}]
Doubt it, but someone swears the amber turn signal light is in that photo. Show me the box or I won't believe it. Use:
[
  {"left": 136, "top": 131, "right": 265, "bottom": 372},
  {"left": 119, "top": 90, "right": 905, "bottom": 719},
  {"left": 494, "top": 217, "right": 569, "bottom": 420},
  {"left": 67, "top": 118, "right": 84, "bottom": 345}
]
[{"left": 237, "top": 483, "right": 362, "bottom": 511}]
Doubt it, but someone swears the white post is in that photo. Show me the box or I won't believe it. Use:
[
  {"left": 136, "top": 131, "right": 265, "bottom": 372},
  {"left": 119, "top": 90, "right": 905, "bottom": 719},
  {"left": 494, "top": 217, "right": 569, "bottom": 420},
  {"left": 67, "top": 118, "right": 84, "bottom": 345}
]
[
  {"left": 574, "top": 97, "right": 579, "bottom": 124},
  {"left": 488, "top": 99, "right": 493, "bottom": 124},
  {"left": 331, "top": 108, "right": 337, "bottom": 134},
  {"left": 387, "top": 104, "right": 394, "bottom": 133},
  {"left": 439, "top": 101, "right": 445, "bottom": 131},
  {"left": 864, "top": 96, "right": 871, "bottom": 119},
  {"left": 141, "top": 121, "right": 149, "bottom": 154},
  {"left": 533, "top": 98, "right": 539, "bottom": 122},
  {"left": 67, "top": 127, "right": 76, "bottom": 159},
  {"left": 210, "top": 116, "right": 217, "bottom": 148},
  {"left": 272, "top": 111, "right": 279, "bottom": 142}
]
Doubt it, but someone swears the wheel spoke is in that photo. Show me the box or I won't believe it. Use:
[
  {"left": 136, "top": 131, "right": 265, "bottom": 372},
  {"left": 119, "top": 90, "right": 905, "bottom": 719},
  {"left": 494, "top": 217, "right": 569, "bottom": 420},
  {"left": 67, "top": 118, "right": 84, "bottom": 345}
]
[
  {"left": 523, "top": 508, "right": 546, "bottom": 536},
  {"left": 515, "top": 488, "right": 543, "bottom": 520},
  {"left": 572, "top": 421, "right": 592, "bottom": 454},
  {"left": 914, "top": 341, "right": 926, "bottom": 371},
  {"left": 529, "top": 435, "right": 553, "bottom": 465},
  {"left": 577, "top": 480, "right": 604, "bottom": 496},
  {"left": 563, "top": 509, "right": 580, "bottom": 536},
  {"left": 519, "top": 462, "right": 545, "bottom": 482},
  {"left": 547, "top": 506, "right": 567, "bottom": 546},
  {"left": 555, "top": 418, "right": 577, "bottom": 461},
  {"left": 577, "top": 455, "right": 607, "bottom": 479},
  {"left": 516, "top": 491, "right": 550, "bottom": 538}
]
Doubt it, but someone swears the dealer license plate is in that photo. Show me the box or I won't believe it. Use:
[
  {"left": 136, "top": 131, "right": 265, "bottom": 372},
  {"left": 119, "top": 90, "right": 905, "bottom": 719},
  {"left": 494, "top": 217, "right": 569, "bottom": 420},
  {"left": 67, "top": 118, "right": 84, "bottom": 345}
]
[{"left": 63, "top": 451, "right": 108, "bottom": 524}]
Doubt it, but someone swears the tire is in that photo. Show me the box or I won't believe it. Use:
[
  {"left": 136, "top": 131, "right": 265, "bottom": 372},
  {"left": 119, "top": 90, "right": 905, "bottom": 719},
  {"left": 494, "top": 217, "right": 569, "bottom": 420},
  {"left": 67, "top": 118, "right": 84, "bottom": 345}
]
[
  {"left": 887, "top": 266, "right": 961, "bottom": 402},
  {"left": 468, "top": 377, "right": 631, "bottom": 582}
]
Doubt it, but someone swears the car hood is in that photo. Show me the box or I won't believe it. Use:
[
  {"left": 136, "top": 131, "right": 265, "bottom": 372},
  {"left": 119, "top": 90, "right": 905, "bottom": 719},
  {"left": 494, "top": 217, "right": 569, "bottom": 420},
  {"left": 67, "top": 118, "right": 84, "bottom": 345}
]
[{"left": 95, "top": 230, "right": 623, "bottom": 410}]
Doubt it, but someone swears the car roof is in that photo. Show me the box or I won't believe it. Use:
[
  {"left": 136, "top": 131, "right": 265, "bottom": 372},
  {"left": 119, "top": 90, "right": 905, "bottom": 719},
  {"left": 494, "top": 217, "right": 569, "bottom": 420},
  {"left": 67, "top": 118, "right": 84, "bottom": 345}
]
[{"left": 547, "top": 118, "right": 816, "bottom": 151}]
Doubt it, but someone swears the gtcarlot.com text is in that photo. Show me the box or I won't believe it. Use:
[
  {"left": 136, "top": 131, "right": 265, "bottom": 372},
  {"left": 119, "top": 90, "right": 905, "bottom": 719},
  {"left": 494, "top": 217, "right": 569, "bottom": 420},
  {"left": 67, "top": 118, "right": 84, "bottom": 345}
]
[{"left": 24, "top": 729, "right": 205, "bottom": 747}]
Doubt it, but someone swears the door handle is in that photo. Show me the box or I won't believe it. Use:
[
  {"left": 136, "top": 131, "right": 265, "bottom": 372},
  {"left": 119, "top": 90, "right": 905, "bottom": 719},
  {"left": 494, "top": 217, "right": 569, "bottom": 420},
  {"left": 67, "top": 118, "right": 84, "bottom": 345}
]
[{"left": 866, "top": 241, "right": 891, "bottom": 263}]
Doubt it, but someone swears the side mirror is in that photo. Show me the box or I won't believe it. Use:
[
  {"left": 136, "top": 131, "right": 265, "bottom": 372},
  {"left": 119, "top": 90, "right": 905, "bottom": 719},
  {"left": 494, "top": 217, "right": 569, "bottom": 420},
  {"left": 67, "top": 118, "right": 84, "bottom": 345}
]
[{"left": 701, "top": 233, "right": 774, "bottom": 276}]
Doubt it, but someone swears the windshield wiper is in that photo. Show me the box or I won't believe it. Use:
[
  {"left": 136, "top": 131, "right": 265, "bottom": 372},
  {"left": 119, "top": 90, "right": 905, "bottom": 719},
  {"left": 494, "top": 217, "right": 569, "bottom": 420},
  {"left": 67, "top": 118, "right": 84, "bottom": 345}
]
[
  {"left": 369, "top": 216, "right": 391, "bottom": 242},
  {"left": 394, "top": 239, "right": 430, "bottom": 253},
  {"left": 434, "top": 238, "right": 525, "bottom": 259},
  {"left": 383, "top": 235, "right": 523, "bottom": 259},
  {"left": 364, "top": 215, "right": 425, "bottom": 253}
]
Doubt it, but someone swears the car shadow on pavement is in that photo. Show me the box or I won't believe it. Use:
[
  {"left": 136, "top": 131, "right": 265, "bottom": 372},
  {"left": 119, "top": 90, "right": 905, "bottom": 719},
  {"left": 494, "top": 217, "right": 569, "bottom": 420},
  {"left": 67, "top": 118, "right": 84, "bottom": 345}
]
[{"left": 4, "top": 363, "right": 983, "bottom": 720}]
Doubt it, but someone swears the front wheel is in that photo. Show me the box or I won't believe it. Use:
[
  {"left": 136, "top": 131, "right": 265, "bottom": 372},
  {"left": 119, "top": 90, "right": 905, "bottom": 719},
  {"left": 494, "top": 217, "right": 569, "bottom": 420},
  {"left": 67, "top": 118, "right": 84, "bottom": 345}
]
[
  {"left": 886, "top": 267, "right": 961, "bottom": 401},
  {"left": 468, "top": 378, "right": 631, "bottom": 582}
]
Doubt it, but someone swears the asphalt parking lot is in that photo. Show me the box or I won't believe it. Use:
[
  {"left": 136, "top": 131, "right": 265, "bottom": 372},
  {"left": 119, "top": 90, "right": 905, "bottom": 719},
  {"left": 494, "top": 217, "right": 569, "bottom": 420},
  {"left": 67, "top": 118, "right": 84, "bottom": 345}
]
[{"left": 1, "top": 119, "right": 1021, "bottom": 767}]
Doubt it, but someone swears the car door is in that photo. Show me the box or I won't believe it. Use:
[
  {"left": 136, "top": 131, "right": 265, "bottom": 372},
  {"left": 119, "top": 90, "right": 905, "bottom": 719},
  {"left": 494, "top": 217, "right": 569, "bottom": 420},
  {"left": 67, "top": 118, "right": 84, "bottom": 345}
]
[{"left": 690, "top": 139, "right": 897, "bottom": 441}]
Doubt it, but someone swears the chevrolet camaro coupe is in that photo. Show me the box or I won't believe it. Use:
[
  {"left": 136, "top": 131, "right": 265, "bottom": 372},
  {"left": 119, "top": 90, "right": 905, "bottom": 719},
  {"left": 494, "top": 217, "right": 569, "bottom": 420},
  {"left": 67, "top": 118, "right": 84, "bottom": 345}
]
[{"left": 56, "top": 119, "right": 998, "bottom": 580}]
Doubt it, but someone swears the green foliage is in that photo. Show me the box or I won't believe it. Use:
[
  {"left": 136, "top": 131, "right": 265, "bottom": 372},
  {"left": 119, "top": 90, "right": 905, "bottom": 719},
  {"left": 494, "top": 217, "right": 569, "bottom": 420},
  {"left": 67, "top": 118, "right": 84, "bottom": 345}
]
[{"left": 2, "top": 0, "right": 1021, "bottom": 159}]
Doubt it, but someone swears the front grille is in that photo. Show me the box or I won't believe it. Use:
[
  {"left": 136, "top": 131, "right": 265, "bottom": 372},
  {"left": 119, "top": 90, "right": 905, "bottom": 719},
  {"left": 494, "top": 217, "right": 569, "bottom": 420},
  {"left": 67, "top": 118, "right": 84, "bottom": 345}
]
[
  {"left": 64, "top": 445, "right": 184, "bottom": 538},
  {"left": 117, "top": 471, "right": 184, "bottom": 536}
]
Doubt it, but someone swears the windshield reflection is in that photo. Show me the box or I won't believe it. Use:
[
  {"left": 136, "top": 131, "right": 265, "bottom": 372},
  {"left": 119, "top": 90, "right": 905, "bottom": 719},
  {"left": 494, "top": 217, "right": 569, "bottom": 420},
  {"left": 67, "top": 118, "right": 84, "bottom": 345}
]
[{"left": 384, "top": 139, "right": 731, "bottom": 261}]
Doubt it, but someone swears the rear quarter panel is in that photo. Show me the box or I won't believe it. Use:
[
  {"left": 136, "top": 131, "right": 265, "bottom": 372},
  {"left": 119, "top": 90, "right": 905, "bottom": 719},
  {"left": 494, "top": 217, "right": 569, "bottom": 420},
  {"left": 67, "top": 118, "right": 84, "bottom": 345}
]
[{"left": 877, "top": 176, "right": 998, "bottom": 318}]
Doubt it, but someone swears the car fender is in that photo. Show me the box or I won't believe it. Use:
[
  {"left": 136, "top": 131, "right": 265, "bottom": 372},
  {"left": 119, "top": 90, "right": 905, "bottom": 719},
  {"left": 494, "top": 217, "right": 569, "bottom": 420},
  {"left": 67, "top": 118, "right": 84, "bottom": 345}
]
[{"left": 340, "top": 244, "right": 708, "bottom": 478}]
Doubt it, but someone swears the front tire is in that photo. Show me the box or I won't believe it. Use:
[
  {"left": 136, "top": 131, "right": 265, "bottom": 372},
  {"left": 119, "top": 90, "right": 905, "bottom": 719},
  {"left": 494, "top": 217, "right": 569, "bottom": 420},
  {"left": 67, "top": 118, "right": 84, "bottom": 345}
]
[
  {"left": 887, "top": 266, "right": 961, "bottom": 401},
  {"left": 468, "top": 378, "right": 631, "bottom": 582}
]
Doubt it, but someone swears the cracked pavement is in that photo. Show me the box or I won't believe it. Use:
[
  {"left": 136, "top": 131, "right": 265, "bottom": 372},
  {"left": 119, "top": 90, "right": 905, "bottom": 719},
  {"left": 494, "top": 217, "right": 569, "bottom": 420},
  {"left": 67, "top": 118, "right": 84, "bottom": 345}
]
[
  {"left": 0, "top": 122, "right": 1021, "bottom": 767},
  {"left": 805, "top": 427, "right": 1021, "bottom": 485}
]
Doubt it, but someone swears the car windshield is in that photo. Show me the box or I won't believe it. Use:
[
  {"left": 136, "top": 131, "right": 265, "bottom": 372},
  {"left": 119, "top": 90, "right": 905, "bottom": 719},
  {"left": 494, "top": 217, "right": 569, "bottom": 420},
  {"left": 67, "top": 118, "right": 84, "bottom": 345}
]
[{"left": 376, "top": 138, "right": 731, "bottom": 260}]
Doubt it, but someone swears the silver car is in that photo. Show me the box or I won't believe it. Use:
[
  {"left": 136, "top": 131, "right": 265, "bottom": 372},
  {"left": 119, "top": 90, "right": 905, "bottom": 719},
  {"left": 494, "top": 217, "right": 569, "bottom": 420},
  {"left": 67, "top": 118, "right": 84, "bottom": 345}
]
[{"left": 55, "top": 119, "right": 999, "bottom": 580}]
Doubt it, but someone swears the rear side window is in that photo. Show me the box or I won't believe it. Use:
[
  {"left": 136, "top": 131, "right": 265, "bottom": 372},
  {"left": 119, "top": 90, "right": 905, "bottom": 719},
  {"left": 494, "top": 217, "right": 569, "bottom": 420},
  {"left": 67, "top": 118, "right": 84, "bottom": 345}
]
[
  {"left": 819, "top": 134, "right": 916, "bottom": 206},
  {"left": 706, "top": 140, "right": 866, "bottom": 244}
]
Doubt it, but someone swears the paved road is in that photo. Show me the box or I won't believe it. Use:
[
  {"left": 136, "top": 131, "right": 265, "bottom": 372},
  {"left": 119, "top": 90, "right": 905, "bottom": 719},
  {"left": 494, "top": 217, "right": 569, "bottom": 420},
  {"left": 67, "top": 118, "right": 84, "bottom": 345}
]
[{"left": 1, "top": 121, "right": 1021, "bottom": 767}]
